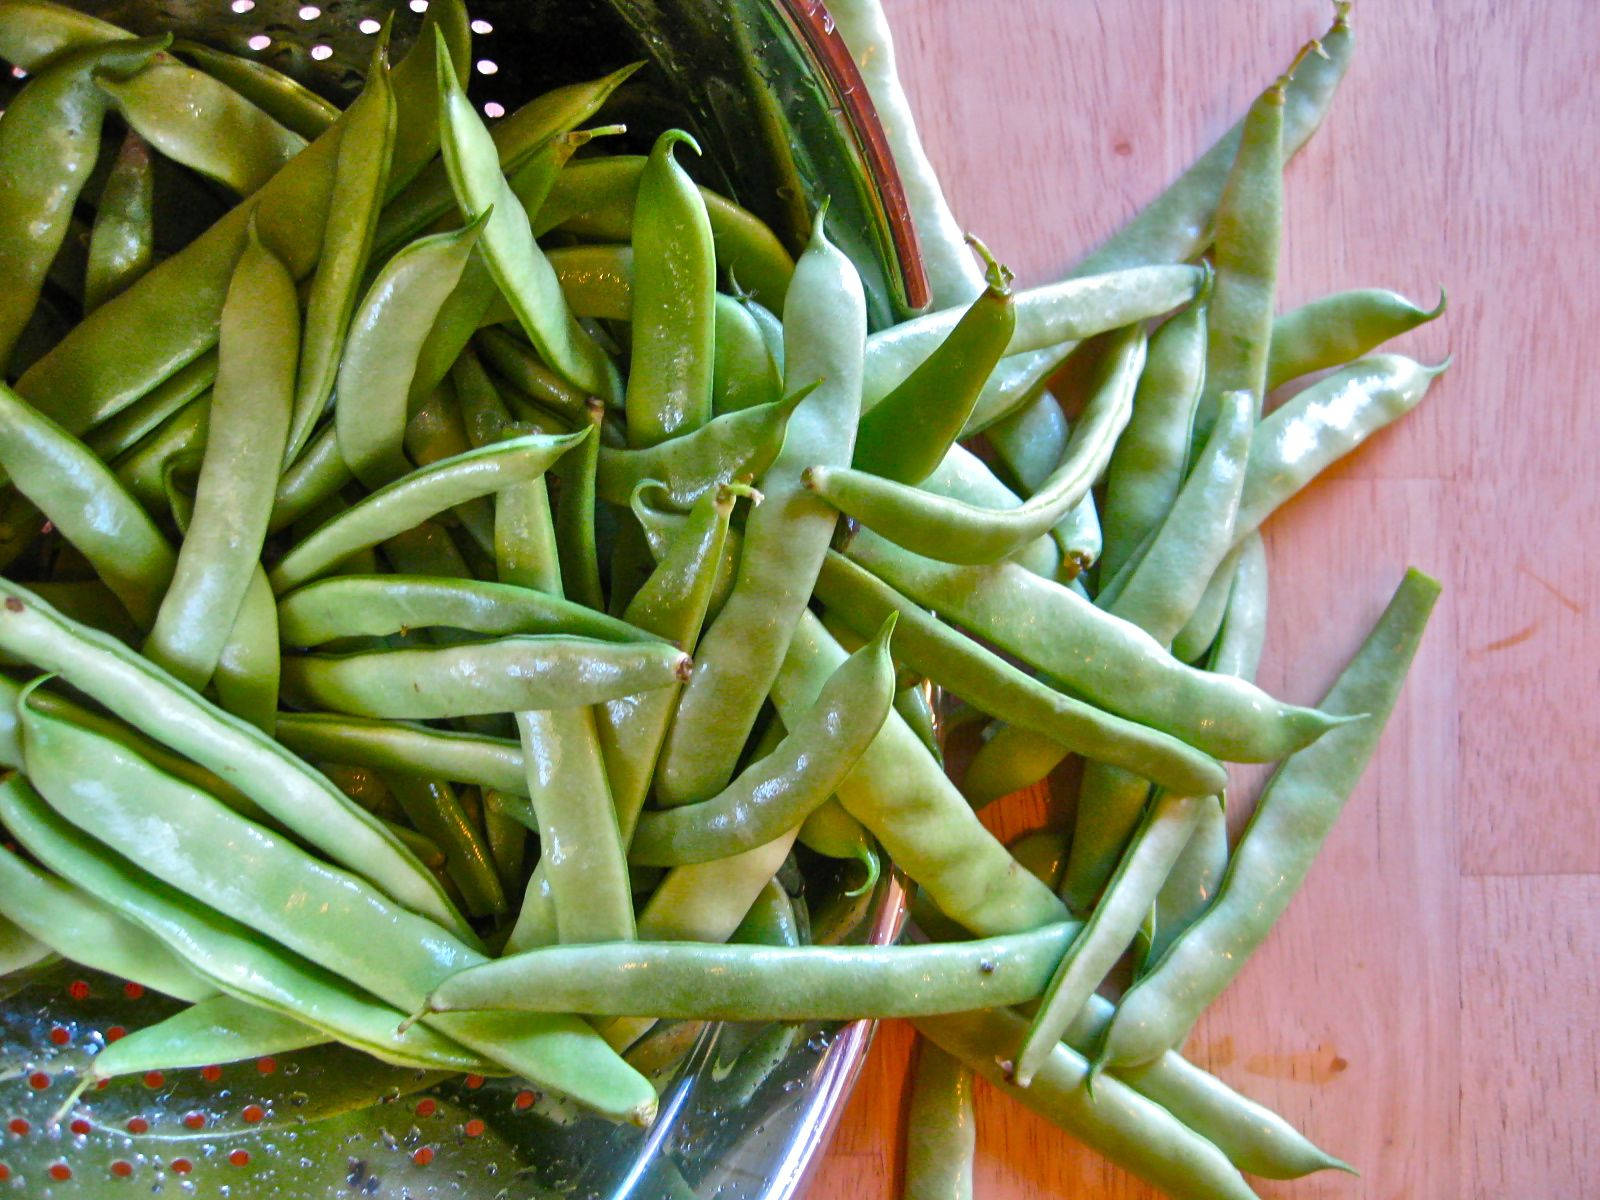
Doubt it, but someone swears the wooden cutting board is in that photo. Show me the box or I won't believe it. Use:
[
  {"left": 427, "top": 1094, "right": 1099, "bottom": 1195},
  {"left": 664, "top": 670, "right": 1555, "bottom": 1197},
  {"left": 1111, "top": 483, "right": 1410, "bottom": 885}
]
[{"left": 806, "top": 1, "right": 1600, "bottom": 1196}]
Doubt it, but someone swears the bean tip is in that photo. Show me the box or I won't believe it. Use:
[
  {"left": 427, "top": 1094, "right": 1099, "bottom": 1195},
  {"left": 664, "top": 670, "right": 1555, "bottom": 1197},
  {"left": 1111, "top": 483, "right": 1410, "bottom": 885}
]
[{"left": 675, "top": 654, "right": 695, "bottom": 682}]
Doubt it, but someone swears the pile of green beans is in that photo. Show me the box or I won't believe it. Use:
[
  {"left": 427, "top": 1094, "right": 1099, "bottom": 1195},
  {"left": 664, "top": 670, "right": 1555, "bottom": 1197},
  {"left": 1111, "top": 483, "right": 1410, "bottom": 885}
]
[{"left": 0, "top": 0, "right": 1444, "bottom": 1195}]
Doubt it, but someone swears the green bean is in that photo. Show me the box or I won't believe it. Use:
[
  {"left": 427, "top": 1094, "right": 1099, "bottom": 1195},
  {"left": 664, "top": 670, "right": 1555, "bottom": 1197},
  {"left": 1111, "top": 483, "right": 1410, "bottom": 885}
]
[
  {"left": 808, "top": 325, "right": 1144, "bottom": 566},
  {"left": 373, "top": 60, "right": 641, "bottom": 260},
  {"left": 275, "top": 712, "right": 521, "bottom": 795},
  {"left": 1232, "top": 354, "right": 1446, "bottom": 538},
  {"left": 13, "top": 3, "right": 464, "bottom": 435},
  {"left": 535, "top": 155, "right": 795, "bottom": 314},
  {"left": 95, "top": 55, "right": 308, "bottom": 195},
  {"left": 211, "top": 566, "right": 280, "bottom": 733},
  {"left": 277, "top": 573, "right": 651, "bottom": 648},
  {"left": 712, "top": 292, "right": 783, "bottom": 415},
  {"left": 0, "top": 381, "right": 175, "bottom": 628},
  {"left": 922, "top": 442, "right": 1060, "bottom": 577},
  {"left": 1015, "top": 791, "right": 1209, "bottom": 1086},
  {"left": 383, "top": 773, "right": 505, "bottom": 918},
  {"left": 0, "top": 578, "right": 465, "bottom": 932},
  {"left": 630, "top": 617, "right": 895, "bottom": 866},
  {"left": 1095, "top": 569, "right": 1440, "bottom": 1073},
  {"left": 855, "top": 245, "right": 1016, "bottom": 486},
  {"left": 83, "top": 127, "right": 154, "bottom": 311},
  {"left": 436, "top": 40, "right": 619, "bottom": 404},
  {"left": 0, "top": 774, "right": 489, "bottom": 1072},
  {"left": 960, "top": 721, "right": 1077, "bottom": 809},
  {"left": 480, "top": 787, "right": 528, "bottom": 892},
  {"left": 0, "top": 837, "right": 212, "bottom": 1002},
  {"left": 776, "top": 612, "right": 1068, "bottom": 935},
  {"left": 626, "top": 130, "right": 716, "bottom": 446},
  {"left": 987, "top": 389, "right": 1103, "bottom": 574},
  {"left": 554, "top": 398, "right": 606, "bottom": 609},
  {"left": 1070, "top": 3, "right": 1352, "bottom": 277},
  {"left": 1100, "top": 282, "right": 1211, "bottom": 580},
  {"left": 428, "top": 920, "right": 1080, "bottom": 1019},
  {"left": 0, "top": 36, "right": 166, "bottom": 368},
  {"left": 1266, "top": 286, "right": 1445, "bottom": 390},
  {"left": 1170, "top": 541, "right": 1245, "bottom": 664},
  {"left": 846, "top": 528, "right": 1345, "bottom": 762},
  {"left": 474, "top": 325, "right": 591, "bottom": 422},
  {"left": 336, "top": 219, "right": 485, "bottom": 488},
  {"left": 84, "top": 995, "right": 326, "bottom": 1083},
  {"left": 815, "top": 551, "right": 1226, "bottom": 795},
  {"left": 269, "top": 430, "right": 583, "bottom": 591},
  {"left": 537, "top": 242, "right": 635, "bottom": 321},
  {"left": 171, "top": 39, "right": 340, "bottom": 140},
  {"left": 1191, "top": 63, "right": 1286, "bottom": 444},
  {"left": 895, "top": 680, "right": 942, "bottom": 767},
  {"left": 84, "top": 352, "right": 216, "bottom": 464},
  {"left": 290, "top": 48, "right": 395, "bottom": 461},
  {"left": 402, "top": 382, "right": 496, "bottom": 554},
  {"left": 1140, "top": 795, "right": 1228, "bottom": 976},
  {"left": 860, "top": 265, "right": 1200, "bottom": 409},
  {"left": 144, "top": 224, "right": 295, "bottom": 688},
  {"left": 730, "top": 877, "right": 802, "bottom": 947},
  {"left": 0, "top": 914, "right": 50, "bottom": 978},
  {"left": 904, "top": 1039, "right": 976, "bottom": 1200},
  {"left": 916, "top": 1008, "right": 1257, "bottom": 1200},
  {"left": 0, "top": 0, "right": 132, "bottom": 70},
  {"left": 1205, "top": 533, "right": 1269, "bottom": 683},
  {"left": 280, "top": 633, "right": 690, "bottom": 719},
  {"left": 655, "top": 211, "right": 866, "bottom": 806},
  {"left": 15, "top": 709, "right": 658, "bottom": 1119},
  {"left": 961, "top": 344, "right": 1079, "bottom": 438},
  {"left": 596, "top": 386, "right": 805, "bottom": 509}
]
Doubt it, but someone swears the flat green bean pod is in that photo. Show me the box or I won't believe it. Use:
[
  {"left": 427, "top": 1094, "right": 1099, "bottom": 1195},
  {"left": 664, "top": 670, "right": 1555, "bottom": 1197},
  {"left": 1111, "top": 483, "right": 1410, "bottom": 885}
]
[
  {"left": 596, "top": 386, "right": 806, "bottom": 509},
  {"left": 1096, "top": 569, "right": 1440, "bottom": 1074},
  {"left": 85, "top": 995, "right": 327, "bottom": 1083},
  {"left": 0, "top": 578, "right": 465, "bottom": 933},
  {"left": 277, "top": 574, "right": 653, "bottom": 647},
  {"left": 0, "top": 380, "right": 175, "bottom": 628},
  {"left": 0, "top": 36, "right": 167, "bottom": 368},
  {"left": 629, "top": 616, "right": 896, "bottom": 865},
  {"left": 145, "top": 224, "right": 296, "bottom": 688},
  {"left": 336, "top": 217, "right": 485, "bottom": 488},
  {"left": 436, "top": 38, "right": 618, "bottom": 402},
  {"left": 0, "top": 774, "right": 490, "bottom": 1073},
  {"left": 860, "top": 265, "right": 1200, "bottom": 407},
  {"left": 269, "top": 429, "right": 584, "bottom": 592},
  {"left": 1266, "top": 286, "right": 1446, "bottom": 390},
  {"left": 903, "top": 1038, "right": 976, "bottom": 1200},
  {"left": 280, "top": 634, "right": 691, "bottom": 719},
  {"left": 276, "top": 712, "right": 527, "bottom": 796},
  {"left": 94, "top": 55, "right": 308, "bottom": 194},
  {"left": 807, "top": 325, "right": 1144, "bottom": 565},
  {"left": 845, "top": 529, "right": 1346, "bottom": 762},
  {"left": 916, "top": 1007, "right": 1259, "bottom": 1200},
  {"left": 0, "top": 0, "right": 133, "bottom": 69},
  {"left": 171, "top": 39, "right": 340, "bottom": 139},
  {"left": 427, "top": 920, "right": 1081, "bottom": 1019}
]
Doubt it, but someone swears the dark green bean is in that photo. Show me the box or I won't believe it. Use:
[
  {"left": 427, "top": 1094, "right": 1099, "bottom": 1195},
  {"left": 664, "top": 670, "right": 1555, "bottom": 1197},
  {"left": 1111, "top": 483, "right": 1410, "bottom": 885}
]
[
  {"left": 172, "top": 39, "right": 340, "bottom": 140},
  {"left": 83, "top": 127, "right": 154, "bottom": 312},
  {"left": 382, "top": 773, "right": 505, "bottom": 918},
  {"left": 554, "top": 397, "right": 606, "bottom": 610},
  {"left": 427, "top": 921, "right": 1082, "bottom": 1019}
]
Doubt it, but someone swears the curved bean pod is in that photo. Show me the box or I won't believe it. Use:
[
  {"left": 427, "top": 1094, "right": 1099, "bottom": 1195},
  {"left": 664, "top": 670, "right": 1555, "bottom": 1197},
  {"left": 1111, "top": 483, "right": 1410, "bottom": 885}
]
[
  {"left": 1096, "top": 569, "right": 1440, "bottom": 1073},
  {"left": 427, "top": 921, "right": 1081, "bottom": 1019},
  {"left": 0, "top": 578, "right": 465, "bottom": 933},
  {"left": 84, "top": 353, "right": 216, "bottom": 466},
  {"left": 280, "top": 634, "right": 691, "bottom": 719},
  {"left": 712, "top": 292, "right": 783, "bottom": 415},
  {"left": 1266, "top": 286, "right": 1445, "bottom": 391},
  {"left": 85, "top": 996, "right": 325, "bottom": 1083},
  {"left": 269, "top": 430, "right": 584, "bottom": 592},
  {"left": 0, "top": 0, "right": 132, "bottom": 69},
  {"left": 83, "top": 128, "right": 154, "bottom": 311},
  {"left": 277, "top": 713, "right": 526, "bottom": 795},
  {"left": 171, "top": 39, "right": 340, "bottom": 139},
  {"left": 596, "top": 386, "right": 805, "bottom": 509},
  {"left": 630, "top": 616, "right": 896, "bottom": 865}
]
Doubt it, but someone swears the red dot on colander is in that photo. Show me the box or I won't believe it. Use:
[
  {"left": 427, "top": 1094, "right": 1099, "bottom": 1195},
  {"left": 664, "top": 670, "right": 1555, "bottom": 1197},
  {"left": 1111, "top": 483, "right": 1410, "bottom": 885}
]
[
  {"left": 463, "top": 1073, "right": 485, "bottom": 1089},
  {"left": 48, "top": 1027, "right": 70, "bottom": 1046},
  {"left": 463, "top": 1118, "right": 485, "bottom": 1138},
  {"left": 69, "top": 1119, "right": 90, "bottom": 1136},
  {"left": 169, "top": 1158, "right": 192, "bottom": 1175},
  {"left": 182, "top": 1112, "right": 205, "bottom": 1130},
  {"left": 229, "top": 1150, "right": 250, "bottom": 1167},
  {"left": 48, "top": 1163, "right": 71, "bottom": 1181},
  {"left": 256, "top": 1057, "right": 277, "bottom": 1075},
  {"left": 111, "top": 1160, "right": 133, "bottom": 1178},
  {"left": 7, "top": 1119, "right": 29, "bottom": 1135},
  {"left": 201, "top": 1066, "right": 222, "bottom": 1082},
  {"left": 122, "top": 982, "right": 145, "bottom": 1001},
  {"left": 105, "top": 1026, "right": 127, "bottom": 1043},
  {"left": 27, "top": 1073, "right": 49, "bottom": 1091},
  {"left": 67, "top": 980, "right": 90, "bottom": 1001},
  {"left": 241, "top": 1104, "right": 265, "bottom": 1124},
  {"left": 414, "top": 1098, "right": 437, "bottom": 1117},
  {"left": 126, "top": 1117, "right": 149, "bottom": 1134},
  {"left": 142, "top": 1071, "right": 164, "bottom": 1089},
  {"left": 411, "top": 1146, "right": 434, "bottom": 1167},
  {"left": 0, "top": 1163, "right": 9, "bottom": 1181},
  {"left": 513, "top": 1090, "right": 534, "bottom": 1111}
]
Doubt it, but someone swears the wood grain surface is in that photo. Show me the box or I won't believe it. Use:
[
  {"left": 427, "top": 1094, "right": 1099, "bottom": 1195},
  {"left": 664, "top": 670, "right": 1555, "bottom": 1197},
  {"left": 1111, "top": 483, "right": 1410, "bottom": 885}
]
[{"left": 805, "top": 1, "right": 1600, "bottom": 1196}]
